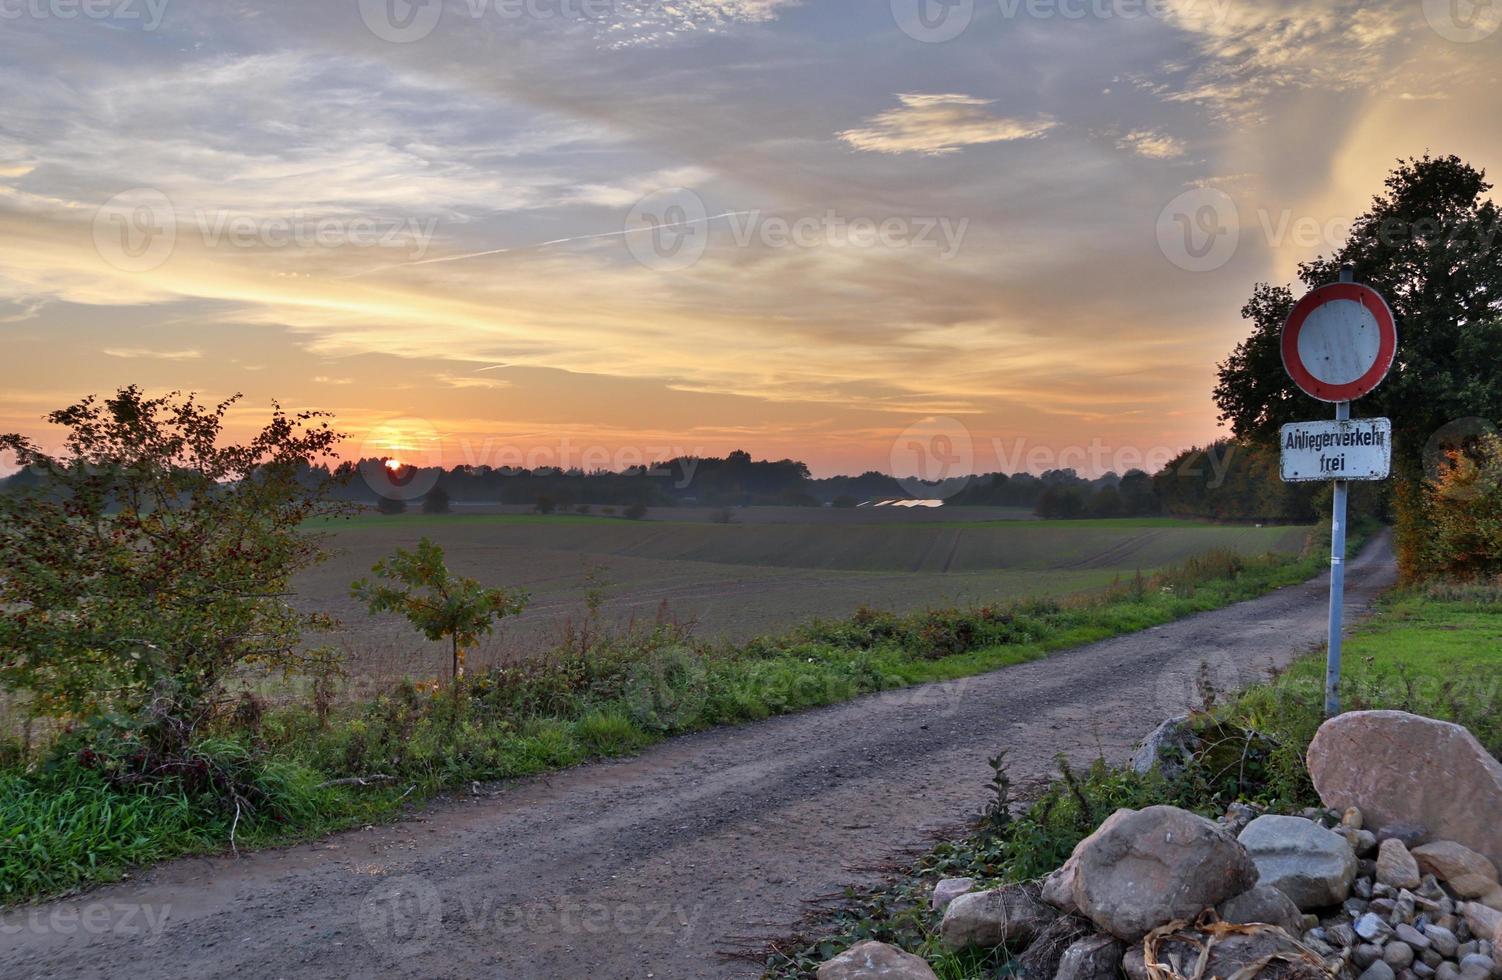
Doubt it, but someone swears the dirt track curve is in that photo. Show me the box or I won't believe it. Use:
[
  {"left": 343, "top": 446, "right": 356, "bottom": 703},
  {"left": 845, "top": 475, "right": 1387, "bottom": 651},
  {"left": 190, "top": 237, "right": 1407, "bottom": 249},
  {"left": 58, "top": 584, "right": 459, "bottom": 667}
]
[{"left": 2, "top": 534, "right": 1396, "bottom": 980}]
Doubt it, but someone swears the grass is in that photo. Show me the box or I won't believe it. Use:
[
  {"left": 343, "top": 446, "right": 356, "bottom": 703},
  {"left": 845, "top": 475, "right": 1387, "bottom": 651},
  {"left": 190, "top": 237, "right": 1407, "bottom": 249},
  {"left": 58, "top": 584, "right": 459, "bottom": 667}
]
[
  {"left": 0, "top": 533, "right": 1352, "bottom": 905},
  {"left": 764, "top": 569, "right": 1502, "bottom": 980}
]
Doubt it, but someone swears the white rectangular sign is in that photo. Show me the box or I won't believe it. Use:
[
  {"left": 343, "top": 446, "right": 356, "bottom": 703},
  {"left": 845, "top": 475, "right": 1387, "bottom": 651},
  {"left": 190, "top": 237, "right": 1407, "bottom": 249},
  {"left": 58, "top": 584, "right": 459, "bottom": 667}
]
[{"left": 1280, "top": 418, "right": 1392, "bottom": 483}]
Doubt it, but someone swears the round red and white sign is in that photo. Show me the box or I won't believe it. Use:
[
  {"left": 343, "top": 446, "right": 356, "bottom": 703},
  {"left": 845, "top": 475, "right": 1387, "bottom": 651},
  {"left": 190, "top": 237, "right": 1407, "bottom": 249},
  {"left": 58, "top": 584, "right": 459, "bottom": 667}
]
[{"left": 1281, "top": 282, "right": 1397, "bottom": 402}]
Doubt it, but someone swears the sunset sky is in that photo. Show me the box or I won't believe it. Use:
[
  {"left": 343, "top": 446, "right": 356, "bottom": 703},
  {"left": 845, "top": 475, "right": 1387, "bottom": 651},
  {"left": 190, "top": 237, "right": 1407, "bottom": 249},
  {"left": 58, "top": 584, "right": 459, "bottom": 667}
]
[{"left": 2, "top": 0, "right": 1499, "bottom": 477}]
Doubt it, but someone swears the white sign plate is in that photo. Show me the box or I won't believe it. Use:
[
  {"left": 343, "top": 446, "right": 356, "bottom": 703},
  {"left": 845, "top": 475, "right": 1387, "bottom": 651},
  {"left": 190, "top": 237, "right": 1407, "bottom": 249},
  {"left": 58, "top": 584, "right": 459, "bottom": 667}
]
[{"left": 1280, "top": 418, "right": 1392, "bottom": 483}]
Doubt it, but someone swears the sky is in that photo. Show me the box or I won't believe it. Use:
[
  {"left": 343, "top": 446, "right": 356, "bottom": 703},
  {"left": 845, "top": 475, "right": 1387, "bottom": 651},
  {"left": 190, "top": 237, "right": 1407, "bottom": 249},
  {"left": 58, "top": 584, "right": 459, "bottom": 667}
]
[{"left": 1, "top": 0, "right": 1499, "bottom": 478}]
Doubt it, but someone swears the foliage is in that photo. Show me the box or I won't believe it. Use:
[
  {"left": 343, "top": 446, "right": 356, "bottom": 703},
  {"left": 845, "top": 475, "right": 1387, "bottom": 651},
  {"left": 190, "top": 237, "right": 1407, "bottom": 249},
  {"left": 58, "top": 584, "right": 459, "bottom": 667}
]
[
  {"left": 421, "top": 486, "right": 451, "bottom": 514},
  {"left": 1213, "top": 155, "right": 1502, "bottom": 575},
  {"left": 2, "top": 537, "right": 1333, "bottom": 904},
  {"left": 376, "top": 495, "right": 406, "bottom": 515},
  {"left": 0, "top": 387, "right": 344, "bottom": 728},
  {"left": 351, "top": 537, "right": 529, "bottom": 687},
  {"left": 623, "top": 502, "right": 648, "bottom": 520},
  {"left": 1425, "top": 434, "right": 1502, "bottom": 579}
]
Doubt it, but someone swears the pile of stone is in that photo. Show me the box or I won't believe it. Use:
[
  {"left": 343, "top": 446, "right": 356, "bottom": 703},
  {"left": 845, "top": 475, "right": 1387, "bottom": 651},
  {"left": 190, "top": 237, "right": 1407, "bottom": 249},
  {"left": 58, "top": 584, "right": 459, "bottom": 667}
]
[{"left": 816, "top": 711, "right": 1502, "bottom": 980}]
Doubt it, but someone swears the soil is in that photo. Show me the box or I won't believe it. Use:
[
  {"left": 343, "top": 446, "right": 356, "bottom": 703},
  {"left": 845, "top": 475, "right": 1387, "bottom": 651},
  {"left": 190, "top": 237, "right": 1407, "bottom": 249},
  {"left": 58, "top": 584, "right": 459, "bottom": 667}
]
[{"left": 0, "top": 534, "right": 1395, "bottom": 980}]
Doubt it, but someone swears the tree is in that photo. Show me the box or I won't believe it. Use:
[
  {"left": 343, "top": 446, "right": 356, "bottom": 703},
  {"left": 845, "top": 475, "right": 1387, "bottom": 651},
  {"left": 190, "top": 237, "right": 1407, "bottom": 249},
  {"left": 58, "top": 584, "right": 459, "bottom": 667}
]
[
  {"left": 0, "top": 387, "right": 344, "bottom": 726},
  {"left": 376, "top": 495, "right": 407, "bottom": 515},
  {"left": 623, "top": 502, "right": 648, "bottom": 520},
  {"left": 534, "top": 493, "right": 557, "bottom": 515},
  {"left": 421, "top": 486, "right": 451, "bottom": 514},
  {"left": 1214, "top": 155, "right": 1502, "bottom": 575},
  {"left": 1036, "top": 485, "right": 1086, "bottom": 519},
  {"left": 351, "top": 537, "right": 528, "bottom": 689}
]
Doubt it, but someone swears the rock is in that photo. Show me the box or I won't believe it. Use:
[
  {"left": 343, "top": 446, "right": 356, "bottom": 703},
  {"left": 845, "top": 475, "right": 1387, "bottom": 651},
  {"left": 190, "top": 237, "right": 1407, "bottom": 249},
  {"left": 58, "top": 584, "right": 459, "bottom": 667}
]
[
  {"left": 1072, "top": 806, "right": 1257, "bottom": 940},
  {"left": 1330, "top": 924, "right": 1358, "bottom": 948},
  {"left": 1131, "top": 716, "right": 1200, "bottom": 776},
  {"left": 1358, "top": 832, "right": 1382, "bottom": 857},
  {"left": 1439, "top": 964, "right": 1462, "bottom": 980},
  {"left": 1398, "top": 924, "right": 1433, "bottom": 950},
  {"left": 1224, "top": 802, "right": 1263, "bottom": 837},
  {"left": 1041, "top": 859, "right": 1080, "bottom": 914},
  {"left": 1054, "top": 935, "right": 1124, "bottom": 980},
  {"left": 1461, "top": 903, "right": 1502, "bottom": 943},
  {"left": 1387, "top": 942, "right": 1417, "bottom": 969},
  {"left": 1239, "top": 815, "right": 1359, "bottom": 910},
  {"left": 1218, "top": 885, "right": 1305, "bottom": 934},
  {"left": 931, "top": 878, "right": 976, "bottom": 911},
  {"left": 1363, "top": 962, "right": 1399, "bottom": 980},
  {"left": 939, "top": 884, "right": 1057, "bottom": 952},
  {"left": 1355, "top": 945, "right": 1386, "bottom": 969},
  {"left": 1417, "top": 963, "right": 1438, "bottom": 979},
  {"left": 1459, "top": 954, "right": 1496, "bottom": 980},
  {"left": 1308, "top": 712, "right": 1502, "bottom": 869},
  {"left": 1381, "top": 825, "right": 1437, "bottom": 850},
  {"left": 817, "top": 941, "right": 938, "bottom": 980},
  {"left": 1122, "top": 947, "right": 1149, "bottom": 980},
  {"left": 1357, "top": 912, "right": 1395, "bottom": 941},
  {"left": 1381, "top": 840, "right": 1426, "bottom": 891},
  {"left": 1427, "top": 924, "right": 1461, "bottom": 958},
  {"left": 1479, "top": 888, "right": 1502, "bottom": 914},
  {"left": 1014, "top": 915, "right": 1091, "bottom": 980}
]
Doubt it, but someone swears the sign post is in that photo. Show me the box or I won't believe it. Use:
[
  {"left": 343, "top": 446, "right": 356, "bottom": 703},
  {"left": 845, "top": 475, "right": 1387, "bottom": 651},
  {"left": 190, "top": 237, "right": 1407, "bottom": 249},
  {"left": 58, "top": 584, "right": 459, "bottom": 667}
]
[{"left": 1279, "top": 264, "right": 1397, "bottom": 717}]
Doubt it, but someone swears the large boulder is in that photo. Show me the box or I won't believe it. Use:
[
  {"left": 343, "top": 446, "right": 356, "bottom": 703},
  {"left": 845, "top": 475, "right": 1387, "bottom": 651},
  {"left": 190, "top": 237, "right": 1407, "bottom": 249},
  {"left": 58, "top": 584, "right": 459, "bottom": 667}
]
[
  {"left": 939, "top": 884, "right": 1057, "bottom": 952},
  {"left": 1308, "top": 712, "right": 1502, "bottom": 869},
  {"left": 1071, "top": 806, "right": 1258, "bottom": 940},
  {"left": 1238, "top": 815, "right": 1358, "bottom": 910},
  {"left": 817, "top": 941, "right": 938, "bottom": 980},
  {"left": 1216, "top": 884, "right": 1305, "bottom": 934}
]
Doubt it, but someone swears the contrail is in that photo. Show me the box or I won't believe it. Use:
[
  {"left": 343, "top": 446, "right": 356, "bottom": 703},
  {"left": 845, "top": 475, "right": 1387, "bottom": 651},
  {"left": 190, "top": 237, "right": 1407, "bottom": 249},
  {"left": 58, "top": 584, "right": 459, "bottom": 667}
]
[{"left": 340, "top": 209, "right": 756, "bottom": 279}]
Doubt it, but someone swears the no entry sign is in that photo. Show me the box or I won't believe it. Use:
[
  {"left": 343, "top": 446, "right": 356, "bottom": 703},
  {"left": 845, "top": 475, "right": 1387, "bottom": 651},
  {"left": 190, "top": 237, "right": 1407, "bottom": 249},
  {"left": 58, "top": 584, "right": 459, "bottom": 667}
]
[
  {"left": 1281, "top": 282, "right": 1397, "bottom": 403},
  {"left": 1278, "top": 268, "right": 1397, "bottom": 720}
]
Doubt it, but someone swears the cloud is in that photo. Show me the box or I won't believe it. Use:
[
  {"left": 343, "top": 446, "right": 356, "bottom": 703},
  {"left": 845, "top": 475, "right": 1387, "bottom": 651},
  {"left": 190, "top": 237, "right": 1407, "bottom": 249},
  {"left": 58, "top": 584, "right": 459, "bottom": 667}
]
[
  {"left": 1117, "top": 130, "right": 1187, "bottom": 160},
  {"left": 837, "top": 94, "right": 1057, "bottom": 156},
  {"left": 101, "top": 347, "right": 203, "bottom": 361},
  {"left": 1154, "top": 1, "right": 1419, "bottom": 118}
]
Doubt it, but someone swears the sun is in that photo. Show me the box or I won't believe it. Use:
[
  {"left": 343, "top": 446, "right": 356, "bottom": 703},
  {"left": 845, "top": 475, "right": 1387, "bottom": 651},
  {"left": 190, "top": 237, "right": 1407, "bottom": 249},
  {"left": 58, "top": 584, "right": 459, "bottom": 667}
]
[{"left": 384, "top": 457, "right": 405, "bottom": 471}]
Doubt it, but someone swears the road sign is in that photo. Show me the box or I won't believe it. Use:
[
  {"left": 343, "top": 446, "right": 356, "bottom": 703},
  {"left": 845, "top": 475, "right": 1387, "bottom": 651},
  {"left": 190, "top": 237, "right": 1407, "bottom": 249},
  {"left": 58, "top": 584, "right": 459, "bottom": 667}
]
[
  {"left": 1281, "top": 282, "right": 1397, "bottom": 403},
  {"left": 1280, "top": 418, "right": 1392, "bottom": 482},
  {"left": 1281, "top": 267, "right": 1397, "bottom": 720}
]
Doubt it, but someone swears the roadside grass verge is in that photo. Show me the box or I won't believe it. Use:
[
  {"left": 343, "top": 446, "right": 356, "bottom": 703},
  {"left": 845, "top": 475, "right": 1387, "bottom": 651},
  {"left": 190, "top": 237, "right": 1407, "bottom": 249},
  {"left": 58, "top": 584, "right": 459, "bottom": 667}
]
[
  {"left": 0, "top": 532, "right": 1363, "bottom": 905},
  {"left": 763, "top": 569, "right": 1502, "bottom": 980}
]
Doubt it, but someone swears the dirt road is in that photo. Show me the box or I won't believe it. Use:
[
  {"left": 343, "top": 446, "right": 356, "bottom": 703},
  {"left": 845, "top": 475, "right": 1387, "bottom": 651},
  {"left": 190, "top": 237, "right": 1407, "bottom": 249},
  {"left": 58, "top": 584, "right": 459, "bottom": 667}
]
[{"left": 1, "top": 534, "right": 1396, "bottom": 980}]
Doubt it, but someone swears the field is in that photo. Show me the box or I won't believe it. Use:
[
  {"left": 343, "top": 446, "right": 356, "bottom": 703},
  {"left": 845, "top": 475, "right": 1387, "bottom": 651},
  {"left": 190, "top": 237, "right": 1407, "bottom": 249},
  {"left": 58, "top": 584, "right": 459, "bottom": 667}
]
[{"left": 291, "top": 508, "right": 1312, "bottom": 696}]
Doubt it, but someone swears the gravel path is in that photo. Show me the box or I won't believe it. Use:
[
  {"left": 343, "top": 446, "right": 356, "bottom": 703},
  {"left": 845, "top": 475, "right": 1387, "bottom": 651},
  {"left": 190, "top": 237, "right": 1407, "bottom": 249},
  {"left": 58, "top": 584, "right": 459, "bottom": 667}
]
[{"left": 1, "top": 534, "right": 1396, "bottom": 980}]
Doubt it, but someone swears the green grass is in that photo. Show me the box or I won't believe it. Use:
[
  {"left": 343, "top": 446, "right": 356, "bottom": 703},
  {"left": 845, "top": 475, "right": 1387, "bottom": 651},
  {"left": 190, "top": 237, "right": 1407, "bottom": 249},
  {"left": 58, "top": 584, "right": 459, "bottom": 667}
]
[{"left": 0, "top": 533, "right": 1352, "bottom": 906}]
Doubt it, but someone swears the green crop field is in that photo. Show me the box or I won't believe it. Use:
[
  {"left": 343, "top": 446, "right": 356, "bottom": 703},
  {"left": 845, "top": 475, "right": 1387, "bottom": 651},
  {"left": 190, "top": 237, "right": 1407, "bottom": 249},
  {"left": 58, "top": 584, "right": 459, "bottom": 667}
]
[{"left": 286, "top": 510, "right": 1313, "bottom": 698}]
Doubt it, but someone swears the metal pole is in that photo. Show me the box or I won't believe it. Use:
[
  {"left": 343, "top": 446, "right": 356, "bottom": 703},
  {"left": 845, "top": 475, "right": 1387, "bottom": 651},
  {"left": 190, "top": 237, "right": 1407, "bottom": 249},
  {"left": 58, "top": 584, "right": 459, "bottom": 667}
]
[
  {"left": 1326, "top": 400, "right": 1349, "bottom": 717},
  {"left": 1325, "top": 262, "right": 1356, "bottom": 717}
]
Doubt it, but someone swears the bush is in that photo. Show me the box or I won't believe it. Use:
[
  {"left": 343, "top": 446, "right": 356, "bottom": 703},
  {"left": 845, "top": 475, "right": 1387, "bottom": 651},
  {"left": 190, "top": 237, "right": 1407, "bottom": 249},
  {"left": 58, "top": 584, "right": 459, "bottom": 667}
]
[
  {"left": 0, "top": 387, "right": 344, "bottom": 728},
  {"left": 623, "top": 502, "right": 648, "bottom": 520},
  {"left": 376, "top": 495, "right": 407, "bottom": 515},
  {"left": 1427, "top": 433, "right": 1502, "bottom": 579}
]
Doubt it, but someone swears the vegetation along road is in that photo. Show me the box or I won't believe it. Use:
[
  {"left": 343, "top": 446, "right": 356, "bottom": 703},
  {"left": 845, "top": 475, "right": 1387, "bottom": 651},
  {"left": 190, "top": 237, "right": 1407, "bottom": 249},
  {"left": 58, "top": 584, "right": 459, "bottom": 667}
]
[{"left": 0, "top": 534, "right": 1396, "bottom": 980}]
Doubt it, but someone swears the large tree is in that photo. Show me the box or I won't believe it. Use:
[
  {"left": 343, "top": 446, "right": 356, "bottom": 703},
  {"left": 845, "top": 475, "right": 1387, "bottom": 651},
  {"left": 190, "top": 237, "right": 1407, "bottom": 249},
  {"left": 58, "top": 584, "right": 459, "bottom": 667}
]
[{"left": 1214, "top": 155, "right": 1502, "bottom": 576}]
